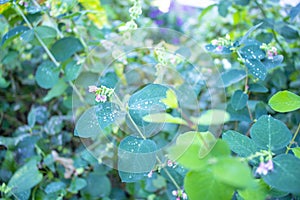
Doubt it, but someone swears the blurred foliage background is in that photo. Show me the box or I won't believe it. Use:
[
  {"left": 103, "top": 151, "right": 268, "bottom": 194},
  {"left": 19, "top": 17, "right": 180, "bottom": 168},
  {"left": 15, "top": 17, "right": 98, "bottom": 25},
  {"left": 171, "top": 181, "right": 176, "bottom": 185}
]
[{"left": 0, "top": 0, "right": 300, "bottom": 199}]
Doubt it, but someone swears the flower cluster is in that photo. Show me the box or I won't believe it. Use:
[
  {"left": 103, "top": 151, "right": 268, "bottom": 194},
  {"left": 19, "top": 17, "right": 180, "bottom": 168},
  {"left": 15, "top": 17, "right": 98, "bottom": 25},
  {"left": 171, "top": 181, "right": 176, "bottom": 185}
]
[
  {"left": 256, "top": 159, "right": 274, "bottom": 175},
  {"left": 260, "top": 43, "right": 278, "bottom": 59},
  {"left": 211, "top": 34, "right": 232, "bottom": 52},
  {"left": 88, "top": 85, "right": 114, "bottom": 103},
  {"left": 172, "top": 189, "right": 188, "bottom": 200}
]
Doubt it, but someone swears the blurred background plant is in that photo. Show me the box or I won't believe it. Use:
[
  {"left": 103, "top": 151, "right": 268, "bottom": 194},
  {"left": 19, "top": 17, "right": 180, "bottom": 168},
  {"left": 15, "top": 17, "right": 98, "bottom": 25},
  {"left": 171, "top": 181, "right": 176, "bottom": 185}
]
[{"left": 0, "top": 0, "right": 300, "bottom": 199}]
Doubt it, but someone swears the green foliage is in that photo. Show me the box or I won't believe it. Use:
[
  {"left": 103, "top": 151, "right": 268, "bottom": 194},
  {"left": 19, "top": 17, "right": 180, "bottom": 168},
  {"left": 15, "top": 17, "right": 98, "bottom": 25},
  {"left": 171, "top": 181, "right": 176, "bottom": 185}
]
[
  {"left": 1, "top": 0, "right": 300, "bottom": 199},
  {"left": 268, "top": 90, "right": 300, "bottom": 112},
  {"left": 250, "top": 115, "right": 292, "bottom": 151}
]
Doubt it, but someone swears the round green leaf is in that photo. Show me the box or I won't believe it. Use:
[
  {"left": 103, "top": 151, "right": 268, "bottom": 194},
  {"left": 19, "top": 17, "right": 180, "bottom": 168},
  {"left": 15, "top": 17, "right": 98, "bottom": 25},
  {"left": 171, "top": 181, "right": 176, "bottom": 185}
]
[
  {"left": 68, "top": 177, "right": 87, "bottom": 193},
  {"left": 184, "top": 170, "right": 235, "bottom": 200},
  {"left": 82, "top": 173, "right": 111, "bottom": 197},
  {"left": 35, "top": 61, "right": 60, "bottom": 89},
  {"left": 222, "top": 130, "right": 259, "bottom": 157},
  {"left": 51, "top": 37, "right": 83, "bottom": 62},
  {"left": 268, "top": 90, "right": 300, "bottom": 112},
  {"left": 118, "top": 136, "right": 157, "bottom": 182},
  {"left": 263, "top": 154, "right": 300, "bottom": 194},
  {"left": 250, "top": 115, "right": 292, "bottom": 150},
  {"left": 230, "top": 90, "right": 248, "bottom": 111},
  {"left": 211, "top": 157, "right": 255, "bottom": 188}
]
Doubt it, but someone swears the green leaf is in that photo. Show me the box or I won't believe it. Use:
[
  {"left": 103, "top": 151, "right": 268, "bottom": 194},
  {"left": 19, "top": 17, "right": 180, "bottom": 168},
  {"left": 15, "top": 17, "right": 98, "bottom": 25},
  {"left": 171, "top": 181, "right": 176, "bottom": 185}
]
[
  {"left": 268, "top": 90, "right": 300, "bottom": 112},
  {"left": 45, "top": 182, "right": 66, "bottom": 194},
  {"left": 64, "top": 60, "right": 82, "bottom": 81},
  {"left": 168, "top": 132, "right": 230, "bottom": 170},
  {"left": 33, "top": 26, "right": 57, "bottom": 45},
  {"left": 184, "top": 170, "right": 235, "bottom": 200},
  {"left": 238, "top": 179, "right": 269, "bottom": 200},
  {"left": 75, "top": 106, "right": 102, "bottom": 138},
  {"left": 239, "top": 23, "right": 263, "bottom": 45},
  {"left": 240, "top": 45, "right": 265, "bottom": 60},
  {"left": 218, "top": 0, "right": 231, "bottom": 17},
  {"left": 234, "top": 0, "right": 250, "bottom": 6},
  {"left": 68, "top": 177, "right": 87, "bottom": 193},
  {"left": 212, "top": 157, "right": 255, "bottom": 188},
  {"left": 245, "top": 59, "right": 267, "bottom": 80},
  {"left": 82, "top": 173, "right": 111, "bottom": 197},
  {"left": 143, "top": 113, "right": 187, "bottom": 125},
  {"left": 218, "top": 69, "right": 246, "bottom": 87},
  {"left": 118, "top": 136, "right": 157, "bottom": 182},
  {"left": 95, "top": 102, "right": 124, "bottom": 130},
  {"left": 230, "top": 90, "right": 248, "bottom": 111},
  {"left": 276, "top": 24, "right": 299, "bottom": 40},
  {"left": 290, "top": 3, "right": 300, "bottom": 21},
  {"left": 161, "top": 89, "right": 178, "bottom": 109},
  {"left": 1, "top": 26, "right": 29, "bottom": 47},
  {"left": 43, "top": 79, "right": 68, "bottom": 102},
  {"left": 292, "top": 147, "right": 300, "bottom": 159},
  {"left": 191, "top": 110, "right": 230, "bottom": 126},
  {"left": 27, "top": 107, "right": 36, "bottom": 128},
  {"left": 249, "top": 83, "right": 268, "bottom": 93},
  {"left": 8, "top": 159, "right": 43, "bottom": 193},
  {"left": 128, "top": 84, "right": 168, "bottom": 128},
  {"left": 222, "top": 130, "right": 259, "bottom": 157},
  {"left": 263, "top": 154, "right": 300, "bottom": 194},
  {"left": 35, "top": 61, "right": 60, "bottom": 89},
  {"left": 20, "top": 29, "right": 34, "bottom": 42},
  {"left": 250, "top": 115, "right": 292, "bottom": 151},
  {"left": 51, "top": 37, "right": 83, "bottom": 62}
]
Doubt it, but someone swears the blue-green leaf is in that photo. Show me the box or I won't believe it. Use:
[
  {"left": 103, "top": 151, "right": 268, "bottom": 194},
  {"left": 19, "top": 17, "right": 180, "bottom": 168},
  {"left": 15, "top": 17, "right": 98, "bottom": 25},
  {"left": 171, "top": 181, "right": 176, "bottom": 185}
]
[
  {"left": 218, "top": 69, "right": 246, "bottom": 87},
  {"left": 240, "top": 45, "right": 265, "bottom": 60},
  {"left": 8, "top": 159, "right": 43, "bottom": 194},
  {"left": 128, "top": 84, "right": 168, "bottom": 135},
  {"left": 230, "top": 90, "right": 248, "bottom": 111},
  {"left": 68, "top": 177, "right": 87, "bottom": 193},
  {"left": 45, "top": 182, "right": 66, "bottom": 194},
  {"left": 35, "top": 61, "right": 60, "bottom": 89},
  {"left": 95, "top": 102, "right": 124, "bottom": 130},
  {"left": 249, "top": 83, "right": 268, "bottom": 93},
  {"left": 223, "top": 130, "right": 259, "bottom": 157},
  {"left": 118, "top": 136, "right": 157, "bottom": 182},
  {"left": 51, "top": 37, "right": 83, "bottom": 62},
  {"left": 250, "top": 115, "right": 292, "bottom": 151},
  {"left": 263, "top": 154, "right": 300, "bottom": 194},
  {"left": 245, "top": 59, "right": 267, "bottom": 80},
  {"left": 1, "top": 26, "right": 29, "bottom": 47},
  {"left": 43, "top": 79, "right": 68, "bottom": 102},
  {"left": 290, "top": 3, "right": 300, "bottom": 21},
  {"left": 262, "top": 55, "right": 284, "bottom": 70},
  {"left": 64, "top": 60, "right": 82, "bottom": 81},
  {"left": 75, "top": 106, "right": 103, "bottom": 138}
]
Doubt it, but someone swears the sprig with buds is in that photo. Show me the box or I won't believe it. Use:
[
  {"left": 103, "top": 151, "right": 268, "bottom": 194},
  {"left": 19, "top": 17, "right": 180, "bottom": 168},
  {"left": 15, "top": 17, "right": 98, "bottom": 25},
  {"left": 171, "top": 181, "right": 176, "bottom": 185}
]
[
  {"left": 88, "top": 85, "right": 114, "bottom": 103},
  {"left": 210, "top": 34, "right": 233, "bottom": 52},
  {"left": 260, "top": 43, "right": 278, "bottom": 59}
]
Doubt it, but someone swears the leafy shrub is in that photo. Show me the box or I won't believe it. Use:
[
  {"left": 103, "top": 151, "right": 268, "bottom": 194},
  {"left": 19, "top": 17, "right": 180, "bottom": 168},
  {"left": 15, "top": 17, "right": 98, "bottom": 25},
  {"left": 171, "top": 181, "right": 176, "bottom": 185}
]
[{"left": 0, "top": 0, "right": 300, "bottom": 200}]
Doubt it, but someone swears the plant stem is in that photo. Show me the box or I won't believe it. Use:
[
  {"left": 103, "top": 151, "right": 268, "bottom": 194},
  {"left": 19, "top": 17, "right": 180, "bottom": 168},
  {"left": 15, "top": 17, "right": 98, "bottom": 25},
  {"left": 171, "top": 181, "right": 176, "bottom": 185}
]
[{"left": 285, "top": 123, "right": 300, "bottom": 154}]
